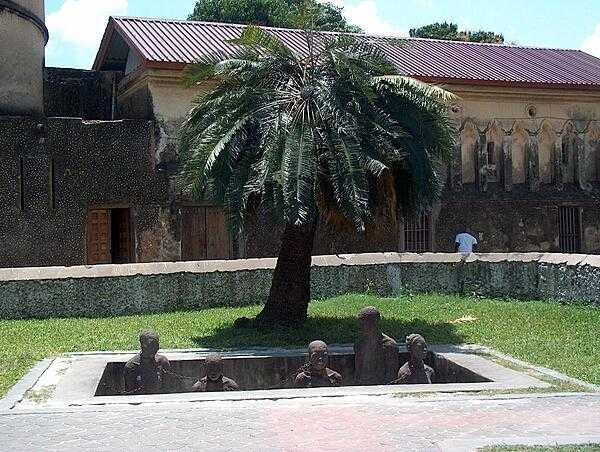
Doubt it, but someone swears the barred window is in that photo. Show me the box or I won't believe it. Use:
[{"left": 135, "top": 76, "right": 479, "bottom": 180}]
[
  {"left": 487, "top": 141, "right": 495, "bottom": 165},
  {"left": 558, "top": 206, "right": 581, "bottom": 253},
  {"left": 404, "top": 212, "right": 432, "bottom": 252}
]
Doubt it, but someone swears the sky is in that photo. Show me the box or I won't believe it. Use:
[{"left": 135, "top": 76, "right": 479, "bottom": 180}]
[{"left": 45, "top": 0, "right": 600, "bottom": 69}]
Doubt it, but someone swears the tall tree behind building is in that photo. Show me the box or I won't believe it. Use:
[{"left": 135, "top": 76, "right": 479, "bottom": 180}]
[
  {"left": 188, "top": 0, "right": 361, "bottom": 32},
  {"left": 410, "top": 22, "right": 504, "bottom": 43}
]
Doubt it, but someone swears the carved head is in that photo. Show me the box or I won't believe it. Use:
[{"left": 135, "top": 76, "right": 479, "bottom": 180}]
[
  {"left": 406, "top": 334, "right": 428, "bottom": 362},
  {"left": 205, "top": 353, "right": 224, "bottom": 381},
  {"left": 358, "top": 306, "right": 381, "bottom": 335},
  {"left": 139, "top": 330, "right": 160, "bottom": 359},
  {"left": 308, "top": 340, "right": 329, "bottom": 372}
]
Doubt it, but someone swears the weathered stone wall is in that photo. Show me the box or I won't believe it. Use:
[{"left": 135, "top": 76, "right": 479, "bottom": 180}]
[
  {"left": 1, "top": 253, "right": 599, "bottom": 320},
  {"left": 0, "top": 0, "right": 46, "bottom": 116},
  {"left": 0, "top": 116, "right": 172, "bottom": 267},
  {"left": 436, "top": 195, "right": 600, "bottom": 254},
  {"left": 44, "top": 67, "right": 119, "bottom": 120},
  {"left": 242, "top": 208, "right": 400, "bottom": 259}
]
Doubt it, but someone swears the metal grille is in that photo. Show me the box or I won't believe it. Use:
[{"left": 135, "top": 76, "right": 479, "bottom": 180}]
[
  {"left": 558, "top": 207, "right": 581, "bottom": 253},
  {"left": 487, "top": 141, "right": 495, "bottom": 164},
  {"left": 404, "top": 212, "right": 432, "bottom": 252}
]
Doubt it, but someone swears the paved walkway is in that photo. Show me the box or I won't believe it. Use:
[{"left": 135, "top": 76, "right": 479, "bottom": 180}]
[{"left": 2, "top": 393, "right": 600, "bottom": 451}]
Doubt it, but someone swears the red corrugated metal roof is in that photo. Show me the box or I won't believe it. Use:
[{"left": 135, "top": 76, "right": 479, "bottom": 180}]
[{"left": 94, "top": 16, "right": 600, "bottom": 89}]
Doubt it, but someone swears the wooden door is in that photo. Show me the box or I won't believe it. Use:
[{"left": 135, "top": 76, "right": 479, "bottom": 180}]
[
  {"left": 181, "top": 207, "right": 231, "bottom": 261},
  {"left": 206, "top": 207, "right": 230, "bottom": 260},
  {"left": 87, "top": 209, "right": 111, "bottom": 264},
  {"left": 181, "top": 207, "right": 207, "bottom": 261}
]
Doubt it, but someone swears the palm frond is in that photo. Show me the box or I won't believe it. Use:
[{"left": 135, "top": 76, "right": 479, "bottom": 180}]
[{"left": 179, "top": 25, "right": 456, "bottom": 234}]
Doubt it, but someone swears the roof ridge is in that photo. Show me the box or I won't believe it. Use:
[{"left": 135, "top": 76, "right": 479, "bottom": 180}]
[{"left": 110, "top": 16, "right": 582, "bottom": 53}]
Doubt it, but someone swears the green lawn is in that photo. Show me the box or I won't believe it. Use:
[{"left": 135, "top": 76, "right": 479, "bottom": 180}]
[{"left": 2, "top": 293, "right": 600, "bottom": 398}]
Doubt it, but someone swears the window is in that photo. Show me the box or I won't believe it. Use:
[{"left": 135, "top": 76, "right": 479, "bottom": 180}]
[
  {"left": 558, "top": 206, "right": 581, "bottom": 253},
  {"left": 181, "top": 206, "right": 231, "bottom": 261},
  {"left": 487, "top": 141, "right": 495, "bottom": 165},
  {"left": 87, "top": 208, "right": 133, "bottom": 264},
  {"left": 404, "top": 212, "right": 432, "bottom": 252}
]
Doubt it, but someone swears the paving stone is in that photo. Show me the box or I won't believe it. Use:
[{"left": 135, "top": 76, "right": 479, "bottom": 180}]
[{"left": 2, "top": 393, "right": 600, "bottom": 451}]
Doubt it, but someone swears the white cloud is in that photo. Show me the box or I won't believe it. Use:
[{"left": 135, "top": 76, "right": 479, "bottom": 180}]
[
  {"left": 582, "top": 22, "right": 600, "bottom": 57},
  {"left": 46, "top": 0, "right": 128, "bottom": 67},
  {"left": 342, "top": 0, "right": 406, "bottom": 37}
]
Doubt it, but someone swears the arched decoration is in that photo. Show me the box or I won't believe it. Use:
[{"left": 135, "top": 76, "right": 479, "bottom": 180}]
[
  {"left": 585, "top": 123, "right": 600, "bottom": 182},
  {"left": 449, "top": 141, "right": 462, "bottom": 191},
  {"left": 560, "top": 122, "right": 577, "bottom": 184},
  {"left": 485, "top": 121, "right": 504, "bottom": 183},
  {"left": 460, "top": 121, "right": 479, "bottom": 184},
  {"left": 511, "top": 123, "right": 529, "bottom": 184},
  {"left": 538, "top": 121, "right": 557, "bottom": 184}
]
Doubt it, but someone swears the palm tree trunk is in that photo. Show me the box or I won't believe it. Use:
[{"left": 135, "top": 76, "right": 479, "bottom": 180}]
[{"left": 255, "top": 221, "right": 316, "bottom": 327}]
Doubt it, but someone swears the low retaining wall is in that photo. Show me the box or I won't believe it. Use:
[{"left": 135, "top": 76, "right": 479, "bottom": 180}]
[{"left": 1, "top": 253, "right": 600, "bottom": 319}]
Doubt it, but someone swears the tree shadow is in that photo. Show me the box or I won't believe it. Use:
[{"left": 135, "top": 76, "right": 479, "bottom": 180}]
[{"left": 191, "top": 315, "right": 466, "bottom": 350}]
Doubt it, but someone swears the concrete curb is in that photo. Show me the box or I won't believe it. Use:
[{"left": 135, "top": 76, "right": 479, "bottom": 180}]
[{"left": 0, "top": 358, "right": 54, "bottom": 412}]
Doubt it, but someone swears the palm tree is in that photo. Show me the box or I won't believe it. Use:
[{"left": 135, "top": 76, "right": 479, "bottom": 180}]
[{"left": 179, "top": 26, "right": 455, "bottom": 327}]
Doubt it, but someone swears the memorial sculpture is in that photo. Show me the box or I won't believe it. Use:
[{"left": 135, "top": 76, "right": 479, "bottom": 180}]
[
  {"left": 295, "top": 340, "right": 342, "bottom": 388},
  {"left": 394, "top": 333, "right": 434, "bottom": 384},
  {"left": 354, "top": 306, "right": 399, "bottom": 385},
  {"left": 124, "top": 329, "right": 171, "bottom": 394},
  {"left": 192, "top": 353, "right": 240, "bottom": 392}
]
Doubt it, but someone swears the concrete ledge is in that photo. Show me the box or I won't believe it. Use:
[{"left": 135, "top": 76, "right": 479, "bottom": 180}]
[
  {"left": 6, "top": 345, "right": 551, "bottom": 413},
  {"left": 1, "top": 252, "right": 600, "bottom": 319}
]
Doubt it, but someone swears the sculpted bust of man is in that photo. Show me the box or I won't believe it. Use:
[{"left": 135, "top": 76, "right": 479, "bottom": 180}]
[
  {"left": 192, "top": 354, "right": 239, "bottom": 392},
  {"left": 124, "top": 329, "right": 171, "bottom": 394},
  {"left": 354, "top": 306, "right": 399, "bottom": 385},
  {"left": 395, "top": 334, "right": 434, "bottom": 384},
  {"left": 295, "top": 340, "right": 342, "bottom": 388}
]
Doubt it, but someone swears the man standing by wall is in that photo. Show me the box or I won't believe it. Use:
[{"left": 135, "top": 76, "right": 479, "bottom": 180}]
[{"left": 455, "top": 229, "right": 478, "bottom": 254}]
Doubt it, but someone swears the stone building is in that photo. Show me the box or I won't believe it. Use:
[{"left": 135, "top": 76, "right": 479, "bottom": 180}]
[{"left": 1, "top": 10, "right": 600, "bottom": 268}]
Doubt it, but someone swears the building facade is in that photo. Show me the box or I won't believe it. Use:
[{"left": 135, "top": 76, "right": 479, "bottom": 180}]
[{"left": 1, "top": 14, "right": 600, "bottom": 268}]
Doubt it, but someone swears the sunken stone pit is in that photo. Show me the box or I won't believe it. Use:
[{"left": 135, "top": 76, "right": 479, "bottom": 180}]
[
  {"left": 3, "top": 344, "right": 555, "bottom": 413},
  {"left": 95, "top": 350, "right": 490, "bottom": 396}
]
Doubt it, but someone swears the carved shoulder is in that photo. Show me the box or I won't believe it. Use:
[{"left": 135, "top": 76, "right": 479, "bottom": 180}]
[
  {"left": 327, "top": 369, "right": 342, "bottom": 386},
  {"left": 395, "top": 363, "right": 411, "bottom": 384},
  {"left": 191, "top": 377, "right": 207, "bottom": 392},
  {"left": 382, "top": 333, "right": 398, "bottom": 348},
  {"left": 223, "top": 377, "right": 240, "bottom": 391},
  {"left": 295, "top": 372, "right": 310, "bottom": 387},
  {"left": 156, "top": 354, "right": 170, "bottom": 369},
  {"left": 124, "top": 354, "right": 140, "bottom": 371}
]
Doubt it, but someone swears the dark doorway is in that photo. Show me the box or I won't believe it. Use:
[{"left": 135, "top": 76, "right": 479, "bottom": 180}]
[
  {"left": 111, "top": 209, "right": 133, "bottom": 264},
  {"left": 87, "top": 208, "right": 133, "bottom": 264}
]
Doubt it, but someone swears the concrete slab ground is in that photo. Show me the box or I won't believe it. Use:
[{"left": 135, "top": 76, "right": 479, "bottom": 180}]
[
  {"left": 1, "top": 345, "right": 599, "bottom": 451},
  {"left": 2, "top": 392, "right": 600, "bottom": 451}
]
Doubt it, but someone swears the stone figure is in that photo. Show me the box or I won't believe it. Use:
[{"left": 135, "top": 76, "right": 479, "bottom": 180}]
[
  {"left": 394, "top": 333, "right": 434, "bottom": 385},
  {"left": 124, "top": 329, "right": 171, "bottom": 394},
  {"left": 354, "top": 306, "right": 399, "bottom": 385},
  {"left": 192, "top": 354, "right": 239, "bottom": 392},
  {"left": 295, "top": 340, "right": 342, "bottom": 388}
]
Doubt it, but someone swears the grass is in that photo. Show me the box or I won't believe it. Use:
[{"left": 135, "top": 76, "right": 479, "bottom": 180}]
[
  {"left": 480, "top": 445, "right": 600, "bottom": 451},
  {"left": 2, "top": 293, "right": 600, "bottom": 398}
]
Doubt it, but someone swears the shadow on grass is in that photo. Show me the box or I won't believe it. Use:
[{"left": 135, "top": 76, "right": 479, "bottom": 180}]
[{"left": 191, "top": 315, "right": 466, "bottom": 349}]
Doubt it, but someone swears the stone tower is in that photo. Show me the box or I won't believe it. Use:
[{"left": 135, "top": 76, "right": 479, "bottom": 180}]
[{"left": 0, "top": 0, "right": 47, "bottom": 116}]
